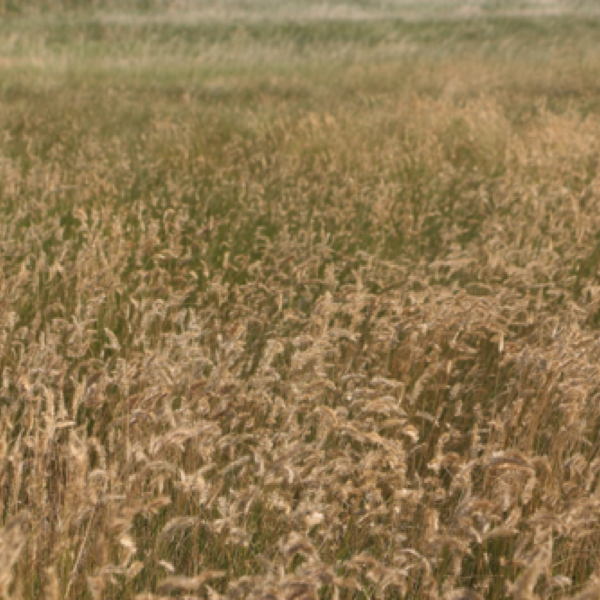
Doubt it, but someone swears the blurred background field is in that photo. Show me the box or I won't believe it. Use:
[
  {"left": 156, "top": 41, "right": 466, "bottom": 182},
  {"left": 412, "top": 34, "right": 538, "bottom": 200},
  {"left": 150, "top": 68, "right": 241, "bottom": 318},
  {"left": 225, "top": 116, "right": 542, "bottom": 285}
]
[
  {"left": 4, "top": 0, "right": 600, "bottom": 19},
  {"left": 2, "top": 2, "right": 600, "bottom": 599}
]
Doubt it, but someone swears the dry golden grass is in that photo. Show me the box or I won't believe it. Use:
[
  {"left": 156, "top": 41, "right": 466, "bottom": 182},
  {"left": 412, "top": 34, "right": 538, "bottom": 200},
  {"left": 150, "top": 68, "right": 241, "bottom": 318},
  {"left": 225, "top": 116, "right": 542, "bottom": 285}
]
[{"left": 2, "top": 5, "right": 600, "bottom": 599}]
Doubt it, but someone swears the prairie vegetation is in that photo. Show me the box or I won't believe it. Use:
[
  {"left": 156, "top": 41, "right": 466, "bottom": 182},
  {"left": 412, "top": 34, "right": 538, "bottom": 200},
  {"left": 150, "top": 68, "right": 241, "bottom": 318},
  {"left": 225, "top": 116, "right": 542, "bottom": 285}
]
[{"left": 3, "top": 2, "right": 600, "bottom": 598}]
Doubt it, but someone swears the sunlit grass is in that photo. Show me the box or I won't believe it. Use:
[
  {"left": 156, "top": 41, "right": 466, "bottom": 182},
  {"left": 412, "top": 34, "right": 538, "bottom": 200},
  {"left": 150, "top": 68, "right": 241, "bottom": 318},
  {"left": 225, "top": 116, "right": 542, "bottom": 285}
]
[{"left": 1, "top": 4, "right": 600, "bottom": 599}]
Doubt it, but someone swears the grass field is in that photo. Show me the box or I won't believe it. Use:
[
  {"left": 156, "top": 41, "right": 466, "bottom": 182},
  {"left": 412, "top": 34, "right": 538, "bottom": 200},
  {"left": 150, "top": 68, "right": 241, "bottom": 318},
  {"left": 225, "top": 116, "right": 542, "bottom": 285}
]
[{"left": 3, "top": 1, "right": 600, "bottom": 598}]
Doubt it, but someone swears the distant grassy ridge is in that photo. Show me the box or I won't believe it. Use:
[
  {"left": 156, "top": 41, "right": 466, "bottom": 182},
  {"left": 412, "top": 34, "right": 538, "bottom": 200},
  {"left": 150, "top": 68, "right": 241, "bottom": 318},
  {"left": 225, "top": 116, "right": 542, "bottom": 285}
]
[
  {"left": 3, "top": 12, "right": 600, "bottom": 50},
  {"left": 2, "top": 14, "right": 600, "bottom": 111},
  {"left": 5, "top": 0, "right": 600, "bottom": 18}
]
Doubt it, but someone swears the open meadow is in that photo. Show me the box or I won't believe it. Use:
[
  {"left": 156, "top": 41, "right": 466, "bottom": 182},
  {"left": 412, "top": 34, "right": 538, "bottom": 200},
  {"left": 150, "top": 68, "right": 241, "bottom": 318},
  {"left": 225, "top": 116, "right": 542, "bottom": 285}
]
[{"left": 3, "top": 1, "right": 600, "bottom": 598}]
